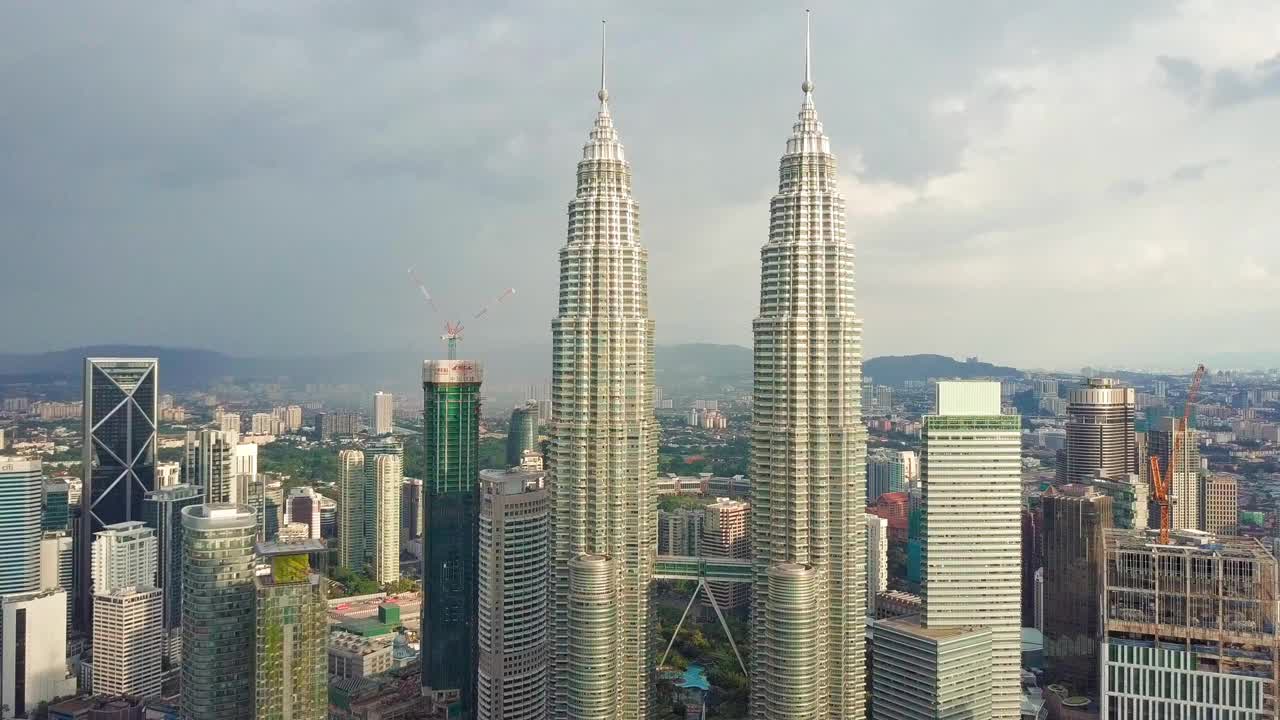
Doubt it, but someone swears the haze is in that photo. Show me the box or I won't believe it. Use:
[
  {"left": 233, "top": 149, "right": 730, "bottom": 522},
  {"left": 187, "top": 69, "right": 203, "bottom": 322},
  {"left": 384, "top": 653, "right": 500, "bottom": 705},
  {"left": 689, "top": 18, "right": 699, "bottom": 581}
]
[{"left": 2, "top": 2, "right": 1278, "bottom": 370}]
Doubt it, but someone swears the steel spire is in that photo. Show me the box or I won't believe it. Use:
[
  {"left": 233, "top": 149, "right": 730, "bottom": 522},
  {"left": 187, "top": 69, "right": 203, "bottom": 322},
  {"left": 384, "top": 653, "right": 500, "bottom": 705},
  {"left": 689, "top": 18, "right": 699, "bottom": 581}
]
[
  {"left": 803, "top": 9, "right": 813, "bottom": 96},
  {"left": 598, "top": 20, "right": 609, "bottom": 105}
]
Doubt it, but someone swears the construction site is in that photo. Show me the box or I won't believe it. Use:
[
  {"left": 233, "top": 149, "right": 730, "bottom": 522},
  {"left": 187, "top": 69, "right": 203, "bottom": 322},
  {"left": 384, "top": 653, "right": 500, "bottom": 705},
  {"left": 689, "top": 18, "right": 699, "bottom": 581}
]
[{"left": 1101, "top": 528, "right": 1278, "bottom": 717}]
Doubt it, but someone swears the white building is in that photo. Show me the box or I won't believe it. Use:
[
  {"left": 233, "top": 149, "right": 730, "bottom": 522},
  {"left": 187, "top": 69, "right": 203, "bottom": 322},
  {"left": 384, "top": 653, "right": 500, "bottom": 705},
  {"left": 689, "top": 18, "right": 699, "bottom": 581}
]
[
  {"left": 184, "top": 429, "right": 236, "bottom": 504},
  {"left": 0, "top": 589, "right": 76, "bottom": 718},
  {"left": 870, "top": 615, "right": 992, "bottom": 720},
  {"left": 371, "top": 453, "right": 402, "bottom": 585},
  {"left": 865, "top": 514, "right": 889, "bottom": 617},
  {"left": 922, "top": 381, "right": 1023, "bottom": 719},
  {"left": 373, "top": 392, "right": 394, "bottom": 436},
  {"left": 91, "top": 522, "right": 162, "bottom": 698},
  {"left": 217, "top": 410, "right": 241, "bottom": 434},
  {"left": 750, "top": 18, "right": 867, "bottom": 718},
  {"left": 155, "top": 461, "right": 182, "bottom": 489}
]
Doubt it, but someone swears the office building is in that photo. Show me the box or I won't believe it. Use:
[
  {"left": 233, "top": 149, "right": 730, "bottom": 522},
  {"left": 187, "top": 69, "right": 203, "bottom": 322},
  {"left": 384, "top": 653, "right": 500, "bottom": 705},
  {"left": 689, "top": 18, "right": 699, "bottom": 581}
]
[
  {"left": 261, "top": 476, "right": 284, "bottom": 539},
  {"left": 141, "top": 484, "right": 201, "bottom": 649},
  {"left": 1060, "top": 378, "right": 1136, "bottom": 484},
  {"left": 181, "top": 504, "right": 257, "bottom": 720},
  {"left": 749, "top": 22, "right": 867, "bottom": 719},
  {"left": 184, "top": 429, "right": 237, "bottom": 504},
  {"left": 867, "top": 449, "right": 919, "bottom": 502},
  {"left": 657, "top": 509, "right": 703, "bottom": 556},
  {"left": 1090, "top": 472, "right": 1149, "bottom": 530},
  {"left": 0, "top": 457, "right": 43, "bottom": 595},
  {"left": 1199, "top": 473, "right": 1238, "bottom": 535},
  {"left": 80, "top": 358, "right": 158, "bottom": 629},
  {"left": 0, "top": 589, "right": 76, "bottom": 718},
  {"left": 1101, "top": 529, "right": 1278, "bottom": 718},
  {"left": 44, "top": 479, "right": 71, "bottom": 531},
  {"left": 337, "top": 450, "right": 366, "bottom": 570},
  {"left": 505, "top": 402, "right": 537, "bottom": 468},
  {"left": 285, "top": 486, "right": 323, "bottom": 540},
  {"left": 1148, "top": 416, "right": 1201, "bottom": 530},
  {"left": 545, "top": 48, "right": 663, "bottom": 720},
  {"left": 421, "top": 360, "right": 481, "bottom": 715},
  {"left": 40, "top": 531, "right": 74, "bottom": 633},
  {"left": 866, "top": 514, "right": 889, "bottom": 617},
  {"left": 1041, "top": 485, "right": 1111, "bottom": 698},
  {"left": 373, "top": 392, "right": 394, "bottom": 436},
  {"left": 400, "top": 477, "right": 423, "bottom": 546},
  {"left": 870, "top": 615, "right": 992, "bottom": 720},
  {"left": 701, "top": 498, "right": 751, "bottom": 614},
  {"left": 370, "top": 453, "right": 402, "bottom": 585},
  {"left": 91, "top": 523, "right": 162, "bottom": 698},
  {"left": 318, "top": 495, "right": 337, "bottom": 539},
  {"left": 922, "top": 381, "right": 1022, "bottom": 719},
  {"left": 328, "top": 631, "right": 395, "bottom": 681},
  {"left": 477, "top": 466, "right": 549, "bottom": 720},
  {"left": 255, "top": 541, "right": 328, "bottom": 720}
]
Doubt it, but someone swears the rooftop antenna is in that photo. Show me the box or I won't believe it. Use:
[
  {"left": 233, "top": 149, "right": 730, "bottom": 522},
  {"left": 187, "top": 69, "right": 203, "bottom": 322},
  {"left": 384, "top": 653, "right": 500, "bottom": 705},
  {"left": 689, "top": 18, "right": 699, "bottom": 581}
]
[
  {"left": 802, "top": 9, "right": 814, "bottom": 96},
  {"left": 599, "top": 20, "right": 607, "bottom": 103}
]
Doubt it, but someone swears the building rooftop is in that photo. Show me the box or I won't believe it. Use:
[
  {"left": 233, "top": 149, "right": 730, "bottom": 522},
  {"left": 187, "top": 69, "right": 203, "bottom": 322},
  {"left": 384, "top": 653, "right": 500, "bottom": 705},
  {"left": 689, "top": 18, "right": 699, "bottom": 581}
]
[
  {"left": 879, "top": 614, "right": 990, "bottom": 640},
  {"left": 1105, "top": 528, "right": 1273, "bottom": 560},
  {"left": 256, "top": 539, "right": 326, "bottom": 557}
]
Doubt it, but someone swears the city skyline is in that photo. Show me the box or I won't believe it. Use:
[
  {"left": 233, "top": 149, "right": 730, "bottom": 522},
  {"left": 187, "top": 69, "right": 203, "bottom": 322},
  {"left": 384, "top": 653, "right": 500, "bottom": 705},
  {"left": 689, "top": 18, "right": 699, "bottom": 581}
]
[{"left": 3, "top": 3, "right": 1279, "bottom": 368}]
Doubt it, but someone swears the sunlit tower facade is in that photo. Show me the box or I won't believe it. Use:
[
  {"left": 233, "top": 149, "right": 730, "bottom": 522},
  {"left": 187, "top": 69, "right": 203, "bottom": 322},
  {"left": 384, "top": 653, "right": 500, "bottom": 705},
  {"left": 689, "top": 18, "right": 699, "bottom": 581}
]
[
  {"left": 750, "top": 16, "right": 867, "bottom": 719},
  {"left": 547, "top": 26, "right": 660, "bottom": 720}
]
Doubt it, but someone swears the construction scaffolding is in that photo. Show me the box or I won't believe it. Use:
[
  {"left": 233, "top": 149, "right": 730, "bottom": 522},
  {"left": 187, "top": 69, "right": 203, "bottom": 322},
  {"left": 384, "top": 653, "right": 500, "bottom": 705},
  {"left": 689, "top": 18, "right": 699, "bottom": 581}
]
[{"left": 1102, "top": 528, "right": 1278, "bottom": 716}]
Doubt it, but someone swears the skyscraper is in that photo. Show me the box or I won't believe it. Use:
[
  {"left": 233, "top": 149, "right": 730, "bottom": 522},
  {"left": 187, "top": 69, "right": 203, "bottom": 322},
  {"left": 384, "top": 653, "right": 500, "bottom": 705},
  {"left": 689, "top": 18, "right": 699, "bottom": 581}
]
[
  {"left": 373, "top": 391, "right": 394, "bottom": 436},
  {"left": 546, "top": 28, "right": 659, "bottom": 720},
  {"left": 336, "top": 449, "right": 366, "bottom": 571},
  {"left": 141, "top": 483, "right": 202, "bottom": 666},
  {"left": 285, "top": 486, "right": 323, "bottom": 540},
  {"left": 870, "top": 616, "right": 992, "bottom": 720},
  {"left": 921, "top": 381, "right": 1022, "bottom": 719},
  {"left": 0, "top": 457, "right": 43, "bottom": 595},
  {"left": 865, "top": 514, "right": 889, "bottom": 617},
  {"left": 1059, "top": 378, "right": 1136, "bottom": 484},
  {"left": 1198, "top": 472, "right": 1238, "bottom": 534},
  {"left": 1041, "top": 485, "right": 1111, "bottom": 698},
  {"left": 0, "top": 589, "right": 75, "bottom": 718},
  {"left": 91, "top": 521, "right": 162, "bottom": 698},
  {"left": 750, "top": 16, "right": 867, "bottom": 719},
  {"left": 370, "top": 453, "right": 402, "bottom": 585},
  {"left": 80, "top": 357, "right": 157, "bottom": 629},
  {"left": 477, "top": 466, "right": 549, "bottom": 720},
  {"left": 1148, "top": 416, "right": 1200, "bottom": 529},
  {"left": 43, "top": 479, "right": 70, "bottom": 532},
  {"left": 505, "top": 402, "right": 537, "bottom": 468},
  {"left": 181, "top": 504, "right": 256, "bottom": 720},
  {"left": 422, "top": 359, "right": 482, "bottom": 716},
  {"left": 702, "top": 498, "right": 751, "bottom": 615},
  {"left": 184, "top": 429, "right": 237, "bottom": 504},
  {"left": 254, "top": 540, "right": 328, "bottom": 720}
]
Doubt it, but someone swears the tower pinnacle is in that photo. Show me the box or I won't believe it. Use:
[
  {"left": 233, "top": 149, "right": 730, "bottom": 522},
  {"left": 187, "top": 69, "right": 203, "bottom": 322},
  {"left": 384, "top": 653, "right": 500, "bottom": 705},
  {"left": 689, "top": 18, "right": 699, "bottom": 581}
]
[
  {"left": 598, "top": 20, "right": 609, "bottom": 104},
  {"left": 802, "top": 9, "right": 814, "bottom": 96}
]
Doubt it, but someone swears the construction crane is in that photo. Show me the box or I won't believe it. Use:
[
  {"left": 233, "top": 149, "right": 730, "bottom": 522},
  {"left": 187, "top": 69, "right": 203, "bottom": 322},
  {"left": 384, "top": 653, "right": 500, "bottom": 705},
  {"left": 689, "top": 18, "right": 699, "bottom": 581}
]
[
  {"left": 1148, "top": 363, "right": 1206, "bottom": 544},
  {"left": 407, "top": 267, "right": 515, "bottom": 360}
]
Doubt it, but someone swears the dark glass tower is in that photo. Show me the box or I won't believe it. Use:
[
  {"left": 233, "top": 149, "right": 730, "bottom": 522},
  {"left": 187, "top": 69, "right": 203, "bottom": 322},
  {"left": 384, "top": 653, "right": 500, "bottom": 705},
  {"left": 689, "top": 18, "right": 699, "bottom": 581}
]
[
  {"left": 78, "top": 357, "right": 157, "bottom": 629},
  {"left": 141, "top": 484, "right": 203, "bottom": 637},
  {"left": 421, "top": 359, "right": 482, "bottom": 718}
]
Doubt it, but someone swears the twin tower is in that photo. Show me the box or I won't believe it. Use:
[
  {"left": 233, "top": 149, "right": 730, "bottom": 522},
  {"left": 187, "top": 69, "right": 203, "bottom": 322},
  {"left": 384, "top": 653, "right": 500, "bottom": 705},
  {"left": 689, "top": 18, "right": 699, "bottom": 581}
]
[{"left": 546, "top": 16, "right": 867, "bottom": 720}]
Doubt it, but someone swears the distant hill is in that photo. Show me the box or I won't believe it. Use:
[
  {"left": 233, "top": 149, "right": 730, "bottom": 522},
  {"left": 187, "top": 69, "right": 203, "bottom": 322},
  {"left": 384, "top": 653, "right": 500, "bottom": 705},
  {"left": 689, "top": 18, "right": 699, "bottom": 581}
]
[{"left": 864, "top": 354, "right": 1021, "bottom": 386}]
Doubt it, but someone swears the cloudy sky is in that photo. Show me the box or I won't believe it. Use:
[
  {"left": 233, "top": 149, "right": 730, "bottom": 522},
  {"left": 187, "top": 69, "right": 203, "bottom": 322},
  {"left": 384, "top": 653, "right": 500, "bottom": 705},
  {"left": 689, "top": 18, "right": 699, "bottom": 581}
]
[{"left": 2, "top": 1, "right": 1277, "bottom": 369}]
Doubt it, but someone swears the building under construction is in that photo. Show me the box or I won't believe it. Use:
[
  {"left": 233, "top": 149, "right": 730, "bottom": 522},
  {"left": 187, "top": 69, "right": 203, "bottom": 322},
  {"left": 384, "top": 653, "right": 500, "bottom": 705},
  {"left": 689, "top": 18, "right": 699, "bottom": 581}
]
[{"left": 1101, "top": 528, "right": 1278, "bottom": 718}]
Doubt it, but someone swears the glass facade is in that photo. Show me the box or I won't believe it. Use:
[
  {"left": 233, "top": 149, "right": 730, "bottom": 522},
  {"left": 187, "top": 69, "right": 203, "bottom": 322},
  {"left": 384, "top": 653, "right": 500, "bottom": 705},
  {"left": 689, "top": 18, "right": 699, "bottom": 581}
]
[
  {"left": 141, "top": 484, "right": 202, "bottom": 632},
  {"left": 505, "top": 403, "right": 537, "bottom": 468},
  {"left": 181, "top": 504, "right": 256, "bottom": 720},
  {"left": 0, "top": 458, "right": 42, "bottom": 595},
  {"left": 255, "top": 545, "right": 327, "bottom": 720}
]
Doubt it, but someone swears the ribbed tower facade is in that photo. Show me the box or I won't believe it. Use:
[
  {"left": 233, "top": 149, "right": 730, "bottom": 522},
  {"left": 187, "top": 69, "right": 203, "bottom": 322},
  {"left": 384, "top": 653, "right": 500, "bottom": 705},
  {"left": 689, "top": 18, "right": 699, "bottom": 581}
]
[
  {"left": 750, "top": 19, "right": 867, "bottom": 719},
  {"left": 548, "top": 35, "right": 659, "bottom": 720}
]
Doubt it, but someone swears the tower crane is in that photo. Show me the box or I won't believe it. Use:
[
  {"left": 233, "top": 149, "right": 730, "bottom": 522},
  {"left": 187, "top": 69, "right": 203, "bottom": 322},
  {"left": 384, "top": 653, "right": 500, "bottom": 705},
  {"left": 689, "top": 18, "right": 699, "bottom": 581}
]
[
  {"left": 1148, "top": 363, "right": 1206, "bottom": 544},
  {"left": 407, "top": 267, "right": 515, "bottom": 360}
]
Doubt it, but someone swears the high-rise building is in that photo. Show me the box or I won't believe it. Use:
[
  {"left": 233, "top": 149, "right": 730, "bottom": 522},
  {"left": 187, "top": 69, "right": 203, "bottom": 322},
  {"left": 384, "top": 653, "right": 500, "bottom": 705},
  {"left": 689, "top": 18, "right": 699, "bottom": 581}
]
[
  {"left": 656, "top": 509, "right": 703, "bottom": 556},
  {"left": 337, "top": 449, "right": 366, "bottom": 571},
  {"left": 1041, "top": 485, "right": 1112, "bottom": 698},
  {"left": 1021, "top": 508, "right": 1043, "bottom": 629},
  {"left": 1090, "top": 472, "right": 1149, "bottom": 530},
  {"left": 254, "top": 540, "right": 328, "bottom": 720},
  {"left": 1198, "top": 473, "right": 1238, "bottom": 534},
  {"left": 218, "top": 411, "right": 241, "bottom": 434},
  {"left": 477, "top": 466, "right": 549, "bottom": 720},
  {"left": 1059, "top": 378, "right": 1136, "bottom": 484},
  {"left": 318, "top": 495, "right": 337, "bottom": 539},
  {"left": 315, "top": 412, "right": 360, "bottom": 442},
  {"left": 865, "top": 514, "right": 889, "bottom": 617},
  {"left": 400, "top": 477, "right": 423, "bottom": 546},
  {"left": 184, "top": 429, "right": 236, "bottom": 504},
  {"left": 249, "top": 412, "right": 277, "bottom": 435},
  {"left": 0, "top": 457, "right": 43, "bottom": 595},
  {"left": 285, "top": 486, "right": 323, "bottom": 540},
  {"left": 546, "top": 41, "right": 660, "bottom": 720},
  {"left": 231, "top": 441, "right": 257, "bottom": 506},
  {"left": 870, "top": 615, "right": 992, "bottom": 720},
  {"left": 91, "top": 522, "right": 162, "bottom": 698},
  {"left": 43, "top": 479, "right": 71, "bottom": 532},
  {"left": 701, "top": 498, "right": 750, "bottom": 614},
  {"left": 80, "top": 358, "right": 157, "bottom": 629},
  {"left": 155, "top": 461, "right": 182, "bottom": 489},
  {"left": 749, "top": 19, "right": 867, "bottom": 719},
  {"left": 181, "top": 504, "right": 256, "bottom": 720},
  {"left": 39, "top": 531, "right": 74, "bottom": 633},
  {"left": 370, "top": 453, "right": 402, "bottom": 585},
  {"left": 505, "top": 402, "right": 537, "bottom": 468},
  {"left": 1101, "top": 529, "right": 1278, "bottom": 718},
  {"left": 922, "top": 381, "right": 1022, "bottom": 719},
  {"left": 141, "top": 483, "right": 202, "bottom": 666},
  {"left": 373, "top": 392, "right": 394, "bottom": 436},
  {"left": 261, "top": 475, "right": 284, "bottom": 539},
  {"left": 867, "top": 450, "right": 919, "bottom": 502},
  {"left": 0, "top": 589, "right": 76, "bottom": 718},
  {"left": 422, "top": 360, "right": 481, "bottom": 715},
  {"left": 1148, "top": 416, "right": 1200, "bottom": 530}
]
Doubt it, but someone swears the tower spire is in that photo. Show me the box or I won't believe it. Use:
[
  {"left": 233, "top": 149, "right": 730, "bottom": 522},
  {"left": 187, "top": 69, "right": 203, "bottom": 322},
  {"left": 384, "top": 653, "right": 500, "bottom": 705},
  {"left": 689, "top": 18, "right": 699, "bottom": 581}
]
[
  {"left": 802, "top": 9, "right": 813, "bottom": 96},
  {"left": 598, "top": 20, "right": 608, "bottom": 105}
]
